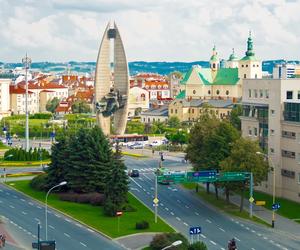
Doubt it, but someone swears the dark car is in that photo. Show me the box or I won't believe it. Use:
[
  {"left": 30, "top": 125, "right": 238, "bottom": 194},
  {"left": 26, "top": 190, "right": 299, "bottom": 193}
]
[{"left": 129, "top": 169, "right": 140, "bottom": 177}]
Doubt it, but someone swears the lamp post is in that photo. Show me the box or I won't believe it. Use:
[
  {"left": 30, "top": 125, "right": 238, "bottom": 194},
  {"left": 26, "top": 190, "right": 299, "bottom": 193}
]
[
  {"left": 45, "top": 181, "right": 67, "bottom": 240},
  {"left": 22, "top": 54, "right": 31, "bottom": 152},
  {"left": 161, "top": 240, "right": 182, "bottom": 250},
  {"left": 256, "top": 151, "right": 276, "bottom": 228}
]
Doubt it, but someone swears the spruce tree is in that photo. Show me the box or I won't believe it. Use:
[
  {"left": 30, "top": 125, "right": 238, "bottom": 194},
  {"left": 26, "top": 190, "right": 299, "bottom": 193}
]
[{"left": 104, "top": 142, "right": 129, "bottom": 215}]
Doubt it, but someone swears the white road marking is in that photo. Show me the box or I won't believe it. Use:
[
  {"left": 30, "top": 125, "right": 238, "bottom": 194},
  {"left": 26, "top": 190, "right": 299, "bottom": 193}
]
[
  {"left": 13, "top": 195, "right": 17, "bottom": 198},
  {"left": 65, "top": 218, "right": 71, "bottom": 222},
  {"left": 183, "top": 222, "right": 188, "bottom": 226},
  {"left": 160, "top": 203, "right": 164, "bottom": 206},
  {"left": 257, "top": 233, "right": 262, "bottom": 237},
  {"left": 76, "top": 223, "right": 82, "bottom": 228},
  {"left": 49, "top": 225, "right": 55, "bottom": 229},
  {"left": 34, "top": 218, "right": 40, "bottom": 222},
  {"left": 138, "top": 177, "right": 143, "bottom": 181},
  {"left": 9, "top": 205, "right": 15, "bottom": 209},
  {"left": 200, "top": 234, "right": 206, "bottom": 239},
  {"left": 235, "top": 237, "right": 241, "bottom": 242},
  {"left": 195, "top": 212, "right": 199, "bottom": 216},
  {"left": 6, "top": 192, "right": 10, "bottom": 195},
  {"left": 269, "top": 240, "right": 274, "bottom": 243},
  {"left": 251, "top": 230, "right": 256, "bottom": 233},
  {"left": 177, "top": 199, "right": 181, "bottom": 203},
  {"left": 22, "top": 211, "right": 27, "bottom": 215},
  {"left": 0, "top": 201, "right": 2, "bottom": 203},
  {"left": 176, "top": 217, "right": 181, "bottom": 221},
  {"left": 170, "top": 212, "right": 174, "bottom": 216},
  {"left": 185, "top": 205, "right": 189, "bottom": 209},
  {"left": 146, "top": 192, "right": 150, "bottom": 195},
  {"left": 64, "top": 233, "right": 70, "bottom": 238},
  {"left": 21, "top": 199, "right": 25, "bottom": 202},
  {"left": 29, "top": 202, "right": 34, "bottom": 205},
  {"left": 172, "top": 188, "right": 178, "bottom": 191},
  {"left": 129, "top": 177, "right": 142, "bottom": 188},
  {"left": 240, "top": 223, "right": 244, "bottom": 227},
  {"left": 221, "top": 248, "right": 226, "bottom": 250},
  {"left": 210, "top": 240, "right": 217, "bottom": 245},
  {"left": 165, "top": 207, "right": 169, "bottom": 211},
  {"left": 87, "top": 228, "right": 94, "bottom": 233},
  {"left": 206, "top": 219, "right": 212, "bottom": 224},
  {"left": 246, "top": 227, "right": 250, "bottom": 230},
  {"left": 219, "top": 227, "right": 225, "bottom": 232},
  {"left": 143, "top": 188, "right": 146, "bottom": 192},
  {"left": 37, "top": 206, "right": 42, "bottom": 209},
  {"left": 0, "top": 190, "right": 2, "bottom": 192},
  {"left": 55, "top": 214, "right": 61, "bottom": 218},
  {"left": 80, "top": 242, "right": 87, "bottom": 247},
  {"left": 251, "top": 248, "right": 256, "bottom": 250},
  {"left": 263, "top": 237, "right": 268, "bottom": 240},
  {"left": 143, "top": 174, "right": 152, "bottom": 181}
]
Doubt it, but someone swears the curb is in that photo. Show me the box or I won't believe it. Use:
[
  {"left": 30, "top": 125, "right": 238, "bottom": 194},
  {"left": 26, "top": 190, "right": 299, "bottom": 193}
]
[
  {"left": 4, "top": 183, "right": 113, "bottom": 241},
  {"left": 115, "top": 232, "right": 158, "bottom": 241}
]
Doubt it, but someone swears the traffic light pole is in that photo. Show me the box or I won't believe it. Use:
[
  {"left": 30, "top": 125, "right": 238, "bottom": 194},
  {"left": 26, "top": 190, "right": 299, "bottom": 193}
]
[
  {"left": 249, "top": 172, "right": 253, "bottom": 218},
  {"left": 155, "top": 173, "right": 158, "bottom": 223}
]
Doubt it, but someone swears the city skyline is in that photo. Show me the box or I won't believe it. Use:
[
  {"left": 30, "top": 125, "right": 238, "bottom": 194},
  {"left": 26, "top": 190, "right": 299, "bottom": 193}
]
[{"left": 0, "top": 0, "right": 300, "bottom": 62}]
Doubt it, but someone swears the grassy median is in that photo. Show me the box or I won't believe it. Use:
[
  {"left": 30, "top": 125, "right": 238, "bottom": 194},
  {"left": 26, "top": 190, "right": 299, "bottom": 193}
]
[
  {"left": 8, "top": 180, "right": 174, "bottom": 238},
  {"left": 183, "top": 183, "right": 270, "bottom": 227},
  {"left": 0, "top": 160, "right": 51, "bottom": 167}
]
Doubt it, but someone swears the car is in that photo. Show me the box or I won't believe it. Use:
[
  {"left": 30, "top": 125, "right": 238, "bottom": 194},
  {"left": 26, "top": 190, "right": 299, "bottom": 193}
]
[
  {"left": 150, "top": 140, "right": 162, "bottom": 147},
  {"left": 129, "top": 143, "right": 144, "bottom": 149},
  {"left": 128, "top": 169, "right": 140, "bottom": 177}
]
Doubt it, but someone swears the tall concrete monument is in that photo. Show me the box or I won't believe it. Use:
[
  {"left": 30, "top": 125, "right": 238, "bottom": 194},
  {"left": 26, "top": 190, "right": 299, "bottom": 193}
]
[{"left": 95, "top": 22, "right": 129, "bottom": 135}]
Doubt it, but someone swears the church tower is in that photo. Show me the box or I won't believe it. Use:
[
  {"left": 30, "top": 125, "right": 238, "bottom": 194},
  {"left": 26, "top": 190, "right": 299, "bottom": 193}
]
[
  {"left": 226, "top": 48, "right": 239, "bottom": 68},
  {"left": 209, "top": 45, "right": 219, "bottom": 71},
  {"left": 238, "top": 32, "right": 262, "bottom": 79}
]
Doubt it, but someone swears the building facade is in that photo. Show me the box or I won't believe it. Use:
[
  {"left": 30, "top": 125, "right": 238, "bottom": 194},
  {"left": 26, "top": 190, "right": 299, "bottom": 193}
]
[
  {"left": 0, "top": 78, "right": 11, "bottom": 118},
  {"left": 241, "top": 78, "right": 300, "bottom": 202}
]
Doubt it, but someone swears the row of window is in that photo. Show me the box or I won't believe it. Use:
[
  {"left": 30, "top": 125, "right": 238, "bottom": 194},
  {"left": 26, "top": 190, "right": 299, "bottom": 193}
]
[
  {"left": 286, "top": 90, "right": 300, "bottom": 100},
  {"left": 192, "top": 90, "right": 230, "bottom": 95},
  {"left": 145, "top": 85, "right": 169, "bottom": 90},
  {"left": 170, "top": 109, "right": 178, "bottom": 114},
  {"left": 241, "top": 64, "right": 260, "bottom": 68},
  {"left": 248, "top": 89, "right": 269, "bottom": 99}
]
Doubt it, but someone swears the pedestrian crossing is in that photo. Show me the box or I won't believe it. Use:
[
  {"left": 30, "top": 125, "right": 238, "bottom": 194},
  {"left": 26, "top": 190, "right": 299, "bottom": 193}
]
[{"left": 134, "top": 168, "right": 156, "bottom": 173}]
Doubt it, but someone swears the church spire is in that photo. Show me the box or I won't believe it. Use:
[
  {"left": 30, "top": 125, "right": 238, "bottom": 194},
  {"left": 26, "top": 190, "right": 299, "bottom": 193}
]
[{"left": 245, "top": 30, "right": 255, "bottom": 57}]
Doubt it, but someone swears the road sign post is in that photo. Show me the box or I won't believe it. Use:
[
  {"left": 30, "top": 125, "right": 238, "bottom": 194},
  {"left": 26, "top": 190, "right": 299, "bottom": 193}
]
[
  {"left": 116, "top": 211, "right": 123, "bottom": 232},
  {"left": 189, "top": 226, "right": 201, "bottom": 244},
  {"left": 249, "top": 172, "right": 253, "bottom": 218},
  {"left": 154, "top": 172, "right": 158, "bottom": 223}
]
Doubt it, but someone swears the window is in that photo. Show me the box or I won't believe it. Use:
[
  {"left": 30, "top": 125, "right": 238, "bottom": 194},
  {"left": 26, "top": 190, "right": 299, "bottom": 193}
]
[
  {"left": 270, "top": 148, "right": 275, "bottom": 154},
  {"left": 216, "top": 90, "right": 220, "bottom": 95},
  {"left": 175, "top": 109, "right": 177, "bottom": 114},
  {"left": 259, "top": 89, "right": 263, "bottom": 98},
  {"left": 193, "top": 90, "right": 196, "bottom": 94},
  {"left": 281, "top": 150, "right": 295, "bottom": 158},
  {"left": 242, "top": 65, "right": 244, "bottom": 67},
  {"left": 298, "top": 91, "right": 300, "bottom": 100},
  {"left": 248, "top": 127, "right": 252, "bottom": 136},
  {"left": 270, "top": 129, "right": 275, "bottom": 135},
  {"left": 244, "top": 74, "right": 247, "bottom": 79},
  {"left": 271, "top": 109, "right": 275, "bottom": 115},
  {"left": 153, "top": 118, "right": 155, "bottom": 122},
  {"left": 297, "top": 153, "right": 300, "bottom": 164},
  {"left": 254, "top": 90, "right": 258, "bottom": 98},
  {"left": 282, "top": 131, "right": 296, "bottom": 139},
  {"left": 281, "top": 169, "right": 295, "bottom": 178},
  {"left": 192, "top": 109, "right": 194, "bottom": 114},
  {"left": 246, "top": 64, "right": 248, "bottom": 67},
  {"left": 254, "top": 127, "right": 258, "bottom": 136},
  {"left": 208, "top": 90, "right": 211, "bottom": 95},
  {"left": 286, "top": 91, "right": 293, "bottom": 99},
  {"left": 171, "top": 109, "right": 173, "bottom": 114},
  {"left": 255, "top": 74, "right": 257, "bottom": 79},
  {"left": 253, "top": 64, "right": 255, "bottom": 67},
  {"left": 265, "top": 89, "right": 269, "bottom": 99},
  {"left": 226, "top": 90, "right": 229, "bottom": 95},
  {"left": 248, "top": 89, "right": 251, "bottom": 98}
]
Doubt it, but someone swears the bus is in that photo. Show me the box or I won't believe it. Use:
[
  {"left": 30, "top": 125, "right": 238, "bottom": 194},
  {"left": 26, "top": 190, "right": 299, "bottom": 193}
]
[{"left": 110, "top": 134, "right": 149, "bottom": 147}]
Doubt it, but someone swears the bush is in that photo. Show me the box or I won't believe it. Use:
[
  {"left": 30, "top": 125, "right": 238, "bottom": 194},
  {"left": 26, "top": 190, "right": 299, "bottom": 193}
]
[
  {"left": 188, "top": 242, "right": 207, "bottom": 250},
  {"left": 150, "top": 233, "right": 188, "bottom": 250},
  {"left": 4, "top": 147, "right": 50, "bottom": 161},
  {"left": 135, "top": 220, "right": 149, "bottom": 230},
  {"left": 59, "top": 192, "right": 105, "bottom": 206},
  {"left": 30, "top": 174, "right": 48, "bottom": 191},
  {"left": 29, "top": 113, "right": 52, "bottom": 119}
]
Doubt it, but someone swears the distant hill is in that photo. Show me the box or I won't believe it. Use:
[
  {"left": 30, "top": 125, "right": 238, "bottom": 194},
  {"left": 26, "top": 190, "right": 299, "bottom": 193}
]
[{"left": 0, "top": 60, "right": 299, "bottom": 76}]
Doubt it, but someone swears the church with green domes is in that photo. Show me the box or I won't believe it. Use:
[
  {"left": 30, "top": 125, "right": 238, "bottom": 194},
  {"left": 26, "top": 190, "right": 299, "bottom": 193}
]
[{"left": 176, "top": 33, "right": 262, "bottom": 101}]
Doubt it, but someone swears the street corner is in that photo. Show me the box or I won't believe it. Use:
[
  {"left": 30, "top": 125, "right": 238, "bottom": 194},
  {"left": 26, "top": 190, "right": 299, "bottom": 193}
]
[
  {"left": 0, "top": 219, "right": 24, "bottom": 250},
  {"left": 115, "top": 232, "right": 158, "bottom": 250}
]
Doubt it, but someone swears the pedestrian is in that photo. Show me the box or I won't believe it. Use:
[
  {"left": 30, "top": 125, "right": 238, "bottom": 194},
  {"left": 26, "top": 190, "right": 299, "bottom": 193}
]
[
  {"left": 152, "top": 149, "right": 155, "bottom": 156},
  {"left": 0, "top": 234, "right": 3, "bottom": 248},
  {"left": 2, "top": 234, "right": 6, "bottom": 247}
]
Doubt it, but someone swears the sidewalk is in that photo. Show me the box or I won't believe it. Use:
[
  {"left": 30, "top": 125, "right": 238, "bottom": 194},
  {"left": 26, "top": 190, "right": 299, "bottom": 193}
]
[
  {"left": 115, "top": 233, "right": 157, "bottom": 250},
  {"left": 0, "top": 221, "right": 25, "bottom": 250},
  {"left": 205, "top": 184, "right": 300, "bottom": 241}
]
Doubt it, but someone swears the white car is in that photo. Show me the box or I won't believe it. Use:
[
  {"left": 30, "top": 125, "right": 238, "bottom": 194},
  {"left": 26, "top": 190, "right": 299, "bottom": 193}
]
[{"left": 150, "top": 140, "right": 162, "bottom": 147}]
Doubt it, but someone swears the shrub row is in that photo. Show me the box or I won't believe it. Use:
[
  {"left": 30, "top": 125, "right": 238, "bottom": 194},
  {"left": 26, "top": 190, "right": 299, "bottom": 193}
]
[
  {"left": 4, "top": 147, "right": 50, "bottom": 161},
  {"left": 136, "top": 220, "right": 149, "bottom": 230},
  {"left": 59, "top": 192, "right": 105, "bottom": 206}
]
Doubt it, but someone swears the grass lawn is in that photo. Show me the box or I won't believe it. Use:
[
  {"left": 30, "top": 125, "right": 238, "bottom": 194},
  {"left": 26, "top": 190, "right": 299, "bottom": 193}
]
[
  {"left": 0, "top": 160, "right": 51, "bottom": 167},
  {"left": 183, "top": 183, "right": 270, "bottom": 227},
  {"left": 253, "top": 190, "right": 300, "bottom": 222},
  {"left": 7, "top": 180, "right": 174, "bottom": 238}
]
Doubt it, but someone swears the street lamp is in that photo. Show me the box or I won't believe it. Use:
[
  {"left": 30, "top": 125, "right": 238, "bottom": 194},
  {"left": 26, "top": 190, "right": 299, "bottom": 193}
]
[
  {"left": 22, "top": 54, "right": 32, "bottom": 152},
  {"left": 256, "top": 151, "right": 276, "bottom": 228},
  {"left": 45, "top": 181, "right": 67, "bottom": 240},
  {"left": 161, "top": 240, "right": 183, "bottom": 250}
]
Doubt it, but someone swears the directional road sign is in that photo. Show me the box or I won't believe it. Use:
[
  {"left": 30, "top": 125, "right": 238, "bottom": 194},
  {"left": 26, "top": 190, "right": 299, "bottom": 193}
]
[
  {"left": 255, "top": 200, "right": 266, "bottom": 206},
  {"left": 249, "top": 197, "right": 255, "bottom": 203},
  {"left": 272, "top": 203, "right": 280, "bottom": 210},
  {"left": 153, "top": 198, "right": 159, "bottom": 204},
  {"left": 189, "top": 226, "right": 201, "bottom": 235}
]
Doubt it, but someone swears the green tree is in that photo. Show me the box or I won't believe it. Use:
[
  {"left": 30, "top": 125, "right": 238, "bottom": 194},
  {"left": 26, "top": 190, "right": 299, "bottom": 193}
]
[
  {"left": 126, "top": 121, "right": 145, "bottom": 134},
  {"left": 71, "top": 100, "right": 91, "bottom": 114},
  {"left": 167, "top": 116, "right": 181, "bottom": 128},
  {"left": 220, "top": 137, "right": 269, "bottom": 211},
  {"left": 46, "top": 97, "right": 60, "bottom": 113},
  {"left": 188, "top": 242, "right": 208, "bottom": 250},
  {"left": 134, "top": 107, "right": 142, "bottom": 116},
  {"left": 104, "top": 144, "right": 128, "bottom": 216},
  {"left": 166, "top": 130, "right": 188, "bottom": 148},
  {"left": 229, "top": 104, "right": 243, "bottom": 130}
]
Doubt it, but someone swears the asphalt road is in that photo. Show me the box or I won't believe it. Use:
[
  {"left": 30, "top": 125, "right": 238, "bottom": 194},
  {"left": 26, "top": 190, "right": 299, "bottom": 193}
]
[
  {"left": 125, "top": 156, "right": 300, "bottom": 250},
  {"left": 0, "top": 184, "right": 123, "bottom": 250}
]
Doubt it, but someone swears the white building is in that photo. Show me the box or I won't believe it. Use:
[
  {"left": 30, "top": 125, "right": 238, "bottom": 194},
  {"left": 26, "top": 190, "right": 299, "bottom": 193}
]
[
  {"left": 0, "top": 78, "right": 11, "bottom": 118},
  {"left": 241, "top": 77, "right": 300, "bottom": 202}
]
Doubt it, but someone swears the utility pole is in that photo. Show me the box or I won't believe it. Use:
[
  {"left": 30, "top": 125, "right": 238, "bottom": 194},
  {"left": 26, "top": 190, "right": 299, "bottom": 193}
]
[
  {"left": 249, "top": 172, "right": 253, "bottom": 218},
  {"left": 22, "top": 54, "right": 31, "bottom": 152}
]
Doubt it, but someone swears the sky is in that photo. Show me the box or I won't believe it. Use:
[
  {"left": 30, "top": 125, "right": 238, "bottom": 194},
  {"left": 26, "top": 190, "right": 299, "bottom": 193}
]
[{"left": 0, "top": 0, "right": 300, "bottom": 62}]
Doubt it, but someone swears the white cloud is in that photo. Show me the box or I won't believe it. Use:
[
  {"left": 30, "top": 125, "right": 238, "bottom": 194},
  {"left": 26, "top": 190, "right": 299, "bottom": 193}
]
[{"left": 0, "top": 0, "right": 299, "bottom": 62}]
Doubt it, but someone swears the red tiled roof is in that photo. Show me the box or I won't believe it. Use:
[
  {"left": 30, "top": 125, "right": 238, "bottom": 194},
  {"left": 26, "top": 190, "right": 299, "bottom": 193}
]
[{"left": 9, "top": 85, "right": 33, "bottom": 94}]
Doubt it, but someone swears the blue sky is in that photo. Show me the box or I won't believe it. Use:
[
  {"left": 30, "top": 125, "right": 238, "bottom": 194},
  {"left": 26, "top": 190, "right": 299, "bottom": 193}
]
[{"left": 0, "top": 0, "right": 299, "bottom": 62}]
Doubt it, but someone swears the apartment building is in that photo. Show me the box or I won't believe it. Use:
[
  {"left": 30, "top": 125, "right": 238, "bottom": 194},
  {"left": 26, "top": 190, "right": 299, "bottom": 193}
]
[
  {"left": 0, "top": 78, "right": 11, "bottom": 118},
  {"left": 241, "top": 78, "right": 300, "bottom": 202}
]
